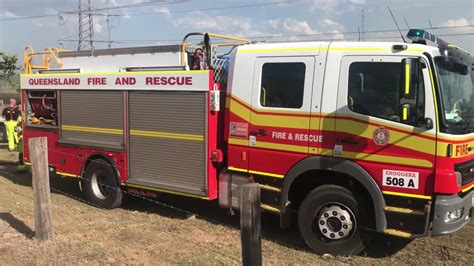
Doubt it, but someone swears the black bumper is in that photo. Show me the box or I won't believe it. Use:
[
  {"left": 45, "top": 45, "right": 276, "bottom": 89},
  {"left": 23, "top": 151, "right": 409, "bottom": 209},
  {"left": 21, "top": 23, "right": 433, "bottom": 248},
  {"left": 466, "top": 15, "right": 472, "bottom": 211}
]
[{"left": 431, "top": 190, "right": 473, "bottom": 236}]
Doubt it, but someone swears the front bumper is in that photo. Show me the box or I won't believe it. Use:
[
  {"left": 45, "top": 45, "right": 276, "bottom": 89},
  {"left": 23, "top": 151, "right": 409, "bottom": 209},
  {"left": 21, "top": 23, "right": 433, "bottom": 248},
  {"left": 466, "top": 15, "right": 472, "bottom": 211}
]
[{"left": 431, "top": 190, "right": 473, "bottom": 236}]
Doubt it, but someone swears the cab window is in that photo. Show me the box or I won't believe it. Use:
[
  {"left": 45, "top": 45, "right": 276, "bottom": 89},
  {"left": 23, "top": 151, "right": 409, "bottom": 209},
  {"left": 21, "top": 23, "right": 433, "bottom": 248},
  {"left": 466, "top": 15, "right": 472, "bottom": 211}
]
[
  {"left": 348, "top": 62, "right": 425, "bottom": 126},
  {"left": 260, "top": 62, "right": 305, "bottom": 108}
]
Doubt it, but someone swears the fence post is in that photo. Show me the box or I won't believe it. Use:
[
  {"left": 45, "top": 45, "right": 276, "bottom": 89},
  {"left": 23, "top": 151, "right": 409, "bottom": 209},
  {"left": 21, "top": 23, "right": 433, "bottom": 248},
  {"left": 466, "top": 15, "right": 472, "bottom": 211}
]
[
  {"left": 29, "top": 137, "right": 53, "bottom": 241},
  {"left": 240, "top": 183, "right": 262, "bottom": 266}
]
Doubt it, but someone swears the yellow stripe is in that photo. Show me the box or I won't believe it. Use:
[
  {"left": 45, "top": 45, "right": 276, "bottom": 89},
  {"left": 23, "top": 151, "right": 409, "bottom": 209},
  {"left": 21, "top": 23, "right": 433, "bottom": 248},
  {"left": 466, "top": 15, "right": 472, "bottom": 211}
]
[
  {"left": 429, "top": 68, "right": 440, "bottom": 131},
  {"left": 462, "top": 183, "right": 474, "bottom": 193},
  {"left": 56, "top": 171, "right": 79, "bottom": 178},
  {"left": 125, "top": 183, "right": 209, "bottom": 200},
  {"left": 402, "top": 107, "right": 408, "bottom": 121},
  {"left": 382, "top": 190, "right": 432, "bottom": 200},
  {"left": 249, "top": 170, "right": 284, "bottom": 178},
  {"left": 238, "top": 47, "right": 319, "bottom": 53},
  {"left": 259, "top": 184, "right": 282, "bottom": 192},
  {"left": 237, "top": 47, "right": 425, "bottom": 54},
  {"left": 317, "top": 148, "right": 433, "bottom": 168},
  {"left": 405, "top": 63, "right": 410, "bottom": 94},
  {"left": 62, "top": 125, "right": 123, "bottom": 135},
  {"left": 228, "top": 166, "right": 284, "bottom": 179},
  {"left": 24, "top": 162, "right": 32, "bottom": 166},
  {"left": 230, "top": 98, "right": 309, "bottom": 129},
  {"left": 21, "top": 70, "right": 209, "bottom": 77},
  {"left": 228, "top": 166, "right": 248, "bottom": 173},
  {"left": 130, "top": 129, "right": 203, "bottom": 142},
  {"left": 330, "top": 116, "right": 436, "bottom": 155}
]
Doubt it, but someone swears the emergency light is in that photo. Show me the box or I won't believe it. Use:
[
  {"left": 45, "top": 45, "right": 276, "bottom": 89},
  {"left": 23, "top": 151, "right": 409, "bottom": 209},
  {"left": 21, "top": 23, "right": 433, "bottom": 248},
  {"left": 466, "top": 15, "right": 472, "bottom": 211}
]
[{"left": 406, "top": 29, "right": 449, "bottom": 47}]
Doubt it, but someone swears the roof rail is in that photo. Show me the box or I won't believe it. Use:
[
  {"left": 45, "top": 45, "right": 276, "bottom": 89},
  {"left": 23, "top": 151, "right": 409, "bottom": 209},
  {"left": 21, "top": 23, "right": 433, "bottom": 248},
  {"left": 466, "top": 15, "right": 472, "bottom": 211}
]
[{"left": 24, "top": 46, "right": 66, "bottom": 74}]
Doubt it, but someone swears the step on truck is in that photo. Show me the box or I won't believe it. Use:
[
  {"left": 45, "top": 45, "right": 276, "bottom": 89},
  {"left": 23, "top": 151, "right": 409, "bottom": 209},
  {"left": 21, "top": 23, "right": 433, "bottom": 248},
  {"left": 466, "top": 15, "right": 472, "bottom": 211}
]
[{"left": 21, "top": 30, "right": 473, "bottom": 255}]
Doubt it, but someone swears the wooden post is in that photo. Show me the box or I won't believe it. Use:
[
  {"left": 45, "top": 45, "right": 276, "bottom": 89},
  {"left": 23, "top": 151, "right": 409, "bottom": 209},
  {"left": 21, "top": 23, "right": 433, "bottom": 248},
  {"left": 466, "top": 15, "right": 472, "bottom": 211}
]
[
  {"left": 240, "top": 184, "right": 262, "bottom": 266},
  {"left": 29, "top": 137, "right": 53, "bottom": 241}
]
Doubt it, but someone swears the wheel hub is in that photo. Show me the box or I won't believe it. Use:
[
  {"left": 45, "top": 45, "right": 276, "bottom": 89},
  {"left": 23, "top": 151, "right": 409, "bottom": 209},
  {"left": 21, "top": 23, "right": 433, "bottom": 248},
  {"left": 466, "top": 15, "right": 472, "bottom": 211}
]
[{"left": 317, "top": 204, "right": 354, "bottom": 240}]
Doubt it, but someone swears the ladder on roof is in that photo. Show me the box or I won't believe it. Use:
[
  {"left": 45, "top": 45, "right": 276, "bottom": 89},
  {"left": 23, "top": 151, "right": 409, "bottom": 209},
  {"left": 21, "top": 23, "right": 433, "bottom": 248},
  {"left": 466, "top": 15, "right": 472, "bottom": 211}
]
[{"left": 23, "top": 47, "right": 65, "bottom": 74}]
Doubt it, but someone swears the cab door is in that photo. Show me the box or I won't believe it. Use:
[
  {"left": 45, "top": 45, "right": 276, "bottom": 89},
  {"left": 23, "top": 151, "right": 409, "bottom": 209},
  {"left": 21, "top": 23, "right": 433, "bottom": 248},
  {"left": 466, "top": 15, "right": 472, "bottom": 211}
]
[
  {"left": 248, "top": 57, "right": 315, "bottom": 177},
  {"left": 334, "top": 56, "right": 437, "bottom": 197}
]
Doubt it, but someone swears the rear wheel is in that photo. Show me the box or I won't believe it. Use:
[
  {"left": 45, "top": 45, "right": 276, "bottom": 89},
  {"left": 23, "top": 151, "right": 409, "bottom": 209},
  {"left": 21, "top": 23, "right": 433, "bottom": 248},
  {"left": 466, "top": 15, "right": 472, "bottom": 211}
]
[
  {"left": 82, "top": 159, "right": 122, "bottom": 209},
  {"left": 298, "top": 185, "right": 371, "bottom": 255}
]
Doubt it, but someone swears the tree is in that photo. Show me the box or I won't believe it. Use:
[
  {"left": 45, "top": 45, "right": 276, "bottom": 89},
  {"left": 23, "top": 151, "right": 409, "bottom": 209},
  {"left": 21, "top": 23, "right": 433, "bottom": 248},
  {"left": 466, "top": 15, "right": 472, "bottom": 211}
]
[{"left": 0, "top": 52, "right": 19, "bottom": 79}]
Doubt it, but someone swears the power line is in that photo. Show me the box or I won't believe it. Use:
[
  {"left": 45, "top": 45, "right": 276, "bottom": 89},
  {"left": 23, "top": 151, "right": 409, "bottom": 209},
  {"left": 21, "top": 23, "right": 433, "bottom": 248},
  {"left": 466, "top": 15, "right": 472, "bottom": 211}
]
[
  {"left": 0, "top": 0, "right": 289, "bottom": 21},
  {"left": 58, "top": 32, "right": 474, "bottom": 45}
]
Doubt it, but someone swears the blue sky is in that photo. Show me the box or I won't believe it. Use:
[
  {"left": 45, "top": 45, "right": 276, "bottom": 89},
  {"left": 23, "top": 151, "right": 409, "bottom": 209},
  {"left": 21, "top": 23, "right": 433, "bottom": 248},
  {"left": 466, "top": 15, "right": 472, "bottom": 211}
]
[{"left": 0, "top": 0, "right": 473, "bottom": 60}]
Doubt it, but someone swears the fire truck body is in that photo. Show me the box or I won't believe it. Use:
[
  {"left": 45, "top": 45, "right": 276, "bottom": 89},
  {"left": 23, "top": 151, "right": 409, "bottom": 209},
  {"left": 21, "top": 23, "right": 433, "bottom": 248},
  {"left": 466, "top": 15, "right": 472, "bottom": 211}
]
[{"left": 21, "top": 31, "right": 473, "bottom": 255}]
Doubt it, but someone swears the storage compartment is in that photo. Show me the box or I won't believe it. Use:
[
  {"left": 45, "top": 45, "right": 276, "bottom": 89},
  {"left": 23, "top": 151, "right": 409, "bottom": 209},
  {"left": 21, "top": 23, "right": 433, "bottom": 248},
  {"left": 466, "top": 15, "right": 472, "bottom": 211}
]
[
  {"left": 25, "top": 90, "right": 58, "bottom": 128},
  {"left": 59, "top": 90, "right": 124, "bottom": 149},
  {"left": 127, "top": 91, "right": 208, "bottom": 196}
]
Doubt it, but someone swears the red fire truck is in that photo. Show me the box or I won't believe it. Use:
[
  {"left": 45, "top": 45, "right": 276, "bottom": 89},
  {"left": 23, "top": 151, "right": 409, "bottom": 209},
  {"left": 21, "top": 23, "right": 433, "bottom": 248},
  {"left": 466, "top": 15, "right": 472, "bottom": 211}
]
[{"left": 21, "top": 30, "right": 473, "bottom": 255}]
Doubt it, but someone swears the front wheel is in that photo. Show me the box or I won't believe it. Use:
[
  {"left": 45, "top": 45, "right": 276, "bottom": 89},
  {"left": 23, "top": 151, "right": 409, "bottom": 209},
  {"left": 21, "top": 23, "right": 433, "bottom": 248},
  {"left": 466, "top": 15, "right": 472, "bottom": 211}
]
[
  {"left": 82, "top": 159, "right": 122, "bottom": 209},
  {"left": 298, "top": 185, "right": 372, "bottom": 255}
]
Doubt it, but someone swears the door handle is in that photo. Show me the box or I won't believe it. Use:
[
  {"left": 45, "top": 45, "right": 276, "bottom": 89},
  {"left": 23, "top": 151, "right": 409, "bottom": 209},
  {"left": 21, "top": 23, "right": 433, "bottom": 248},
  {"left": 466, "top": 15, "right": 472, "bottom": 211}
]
[
  {"left": 250, "top": 129, "right": 268, "bottom": 137},
  {"left": 336, "top": 138, "right": 358, "bottom": 145}
]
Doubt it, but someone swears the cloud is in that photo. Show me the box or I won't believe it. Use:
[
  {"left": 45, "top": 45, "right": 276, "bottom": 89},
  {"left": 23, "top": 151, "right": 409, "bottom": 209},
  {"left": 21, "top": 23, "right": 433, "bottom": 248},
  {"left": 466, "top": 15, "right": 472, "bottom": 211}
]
[
  {"left": 282, "top": 18, "right": 318, "bottom": 35},
  {"left": 0, "top": 10, "right": 18, "bottom": 19},
  {"left": 441, "top": 17, "right": 473, "bottom": 28},
  {"left": 303, "top": 0, "right": 365, "bottom": 14},
  {"left": 153, "top": 7, "right": 172, "bottom": 18}
]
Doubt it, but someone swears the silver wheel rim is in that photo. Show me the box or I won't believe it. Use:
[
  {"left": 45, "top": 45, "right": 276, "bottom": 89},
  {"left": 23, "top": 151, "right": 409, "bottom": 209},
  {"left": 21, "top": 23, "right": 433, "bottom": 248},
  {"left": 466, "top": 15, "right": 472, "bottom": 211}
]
[
  {"left": 315, "top": 203, "right": 356, "bottom": 241},
  {"left": 90, "top": 170, "right": 111, "bottom": 200}
]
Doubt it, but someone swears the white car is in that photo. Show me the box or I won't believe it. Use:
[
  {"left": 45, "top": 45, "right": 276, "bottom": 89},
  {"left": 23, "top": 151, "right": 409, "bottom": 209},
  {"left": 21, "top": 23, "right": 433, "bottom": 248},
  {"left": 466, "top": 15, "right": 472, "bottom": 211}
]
[{"left": 0, "top": 116, "right": 6, "bottom": 143}]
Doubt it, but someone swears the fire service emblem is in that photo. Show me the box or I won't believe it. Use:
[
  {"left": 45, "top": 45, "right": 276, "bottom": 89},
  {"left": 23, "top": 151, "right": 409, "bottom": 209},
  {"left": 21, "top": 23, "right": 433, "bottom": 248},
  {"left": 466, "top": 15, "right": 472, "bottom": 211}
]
[{"left": 373, "top": 126, "right": 390, "bottom": 145}]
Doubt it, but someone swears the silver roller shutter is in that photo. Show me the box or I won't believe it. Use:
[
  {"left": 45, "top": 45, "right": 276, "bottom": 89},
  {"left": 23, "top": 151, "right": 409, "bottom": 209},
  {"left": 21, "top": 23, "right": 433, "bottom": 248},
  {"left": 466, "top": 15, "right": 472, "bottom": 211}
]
[
  {"left": 60, "top": 90, "right": 124, "bottom": 149},
  {"left": 128, "top": 91, "right": 207, "bottom": 196}
]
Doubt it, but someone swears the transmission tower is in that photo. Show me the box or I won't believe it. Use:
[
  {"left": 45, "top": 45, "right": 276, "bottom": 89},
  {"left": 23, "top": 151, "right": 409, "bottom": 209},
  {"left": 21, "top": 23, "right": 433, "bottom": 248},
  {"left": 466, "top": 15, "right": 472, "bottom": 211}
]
[{"left": 77, "top": 0, "right": 94, "bottom": 50}]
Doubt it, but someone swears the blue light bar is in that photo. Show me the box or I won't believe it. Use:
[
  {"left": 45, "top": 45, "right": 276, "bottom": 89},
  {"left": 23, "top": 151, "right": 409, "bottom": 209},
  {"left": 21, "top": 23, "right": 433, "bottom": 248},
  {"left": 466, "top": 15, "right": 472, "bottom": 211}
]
[{"left": 406, "top": 29, "right": 449, "bottom": 47}]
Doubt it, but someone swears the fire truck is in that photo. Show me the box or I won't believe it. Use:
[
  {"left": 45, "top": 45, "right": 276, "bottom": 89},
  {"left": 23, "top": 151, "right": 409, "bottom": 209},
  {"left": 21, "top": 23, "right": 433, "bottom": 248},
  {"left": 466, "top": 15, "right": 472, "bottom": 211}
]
[{"left": 21, "top": 30, "right": 473, "bottom": 255}]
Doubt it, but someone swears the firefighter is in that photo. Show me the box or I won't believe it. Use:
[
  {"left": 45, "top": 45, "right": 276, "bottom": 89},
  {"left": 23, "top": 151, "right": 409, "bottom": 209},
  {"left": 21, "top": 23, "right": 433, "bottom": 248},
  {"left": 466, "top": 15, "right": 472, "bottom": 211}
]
[
  {"left": 15, "top": 115, "right": 28, "bottom": 172},
  {"left": 2, "top": 99, "right": 21, "bottom": 151}
]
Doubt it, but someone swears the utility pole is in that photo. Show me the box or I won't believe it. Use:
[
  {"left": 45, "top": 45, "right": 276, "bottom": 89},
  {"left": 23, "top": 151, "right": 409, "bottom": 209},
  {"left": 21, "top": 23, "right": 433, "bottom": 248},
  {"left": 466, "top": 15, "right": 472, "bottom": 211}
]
[{"left": 78, "top": 0, "right": 94, "bottom": 50}]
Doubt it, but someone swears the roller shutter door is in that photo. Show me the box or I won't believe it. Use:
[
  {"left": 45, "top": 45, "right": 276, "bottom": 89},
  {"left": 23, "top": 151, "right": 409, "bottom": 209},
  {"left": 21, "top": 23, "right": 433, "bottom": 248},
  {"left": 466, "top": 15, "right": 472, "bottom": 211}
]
[
  {"left": 60, "top": 90, "right": 124, "bottom": 149},
  {"left": 128, "top": 91, "right": 207, "bottom": 196}
]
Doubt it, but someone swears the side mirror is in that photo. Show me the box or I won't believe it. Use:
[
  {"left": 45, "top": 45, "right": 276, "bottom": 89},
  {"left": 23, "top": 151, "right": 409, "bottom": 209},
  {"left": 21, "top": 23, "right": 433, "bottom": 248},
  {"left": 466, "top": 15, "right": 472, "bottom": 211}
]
[
  {"left": 423, "top": 117, "right": 434, "bottom": 130},
  {"left": 401, "top": 58, "right": 421, "bottom": 99}
]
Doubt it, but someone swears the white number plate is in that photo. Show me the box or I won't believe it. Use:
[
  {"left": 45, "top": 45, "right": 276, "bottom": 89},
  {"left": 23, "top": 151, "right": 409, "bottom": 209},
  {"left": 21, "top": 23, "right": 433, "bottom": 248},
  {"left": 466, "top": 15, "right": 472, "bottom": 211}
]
[{"left": 382, "top": 170, "right": 419, "bottom": 189}]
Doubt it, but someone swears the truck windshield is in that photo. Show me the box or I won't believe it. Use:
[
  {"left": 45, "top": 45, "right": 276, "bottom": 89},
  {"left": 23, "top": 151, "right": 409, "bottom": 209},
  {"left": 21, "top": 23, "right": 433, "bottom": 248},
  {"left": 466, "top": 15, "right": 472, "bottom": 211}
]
[{"left": 435, "top": 56, "right": 474, "bottom": 134}]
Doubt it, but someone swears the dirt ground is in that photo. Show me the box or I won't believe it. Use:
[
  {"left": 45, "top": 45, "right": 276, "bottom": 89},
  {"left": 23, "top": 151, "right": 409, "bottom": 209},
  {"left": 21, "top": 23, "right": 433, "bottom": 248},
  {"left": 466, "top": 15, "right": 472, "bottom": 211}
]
[{"left": 0, "top": 146, "right": 472, "bottom": 264}]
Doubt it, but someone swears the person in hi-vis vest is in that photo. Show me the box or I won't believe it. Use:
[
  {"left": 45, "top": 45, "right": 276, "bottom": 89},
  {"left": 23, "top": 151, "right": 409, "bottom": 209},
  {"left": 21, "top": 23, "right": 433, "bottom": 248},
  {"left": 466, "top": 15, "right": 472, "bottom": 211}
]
[{"left": 2, "top": 99, "right": 21, "bottom": 151}]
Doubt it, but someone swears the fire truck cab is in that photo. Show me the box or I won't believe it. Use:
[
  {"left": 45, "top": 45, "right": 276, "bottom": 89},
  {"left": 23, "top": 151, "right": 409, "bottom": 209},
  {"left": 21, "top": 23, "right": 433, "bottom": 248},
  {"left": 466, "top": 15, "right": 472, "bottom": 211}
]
[{"left": 21, "top": 30, "right": 473, "bottom": 255}]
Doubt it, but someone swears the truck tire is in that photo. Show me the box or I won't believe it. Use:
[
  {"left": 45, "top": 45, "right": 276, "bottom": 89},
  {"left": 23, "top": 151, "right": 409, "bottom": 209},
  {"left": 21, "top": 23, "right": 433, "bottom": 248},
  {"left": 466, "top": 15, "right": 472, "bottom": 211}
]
[
  {"left": 82, "top": 159, "right": 122, "bottom": 209},
  {"left": 298, "top": 185, "right": 371, "bottom": 255},
  {"left": 0, "top": 123, "right": 6, "bottom": 143}
]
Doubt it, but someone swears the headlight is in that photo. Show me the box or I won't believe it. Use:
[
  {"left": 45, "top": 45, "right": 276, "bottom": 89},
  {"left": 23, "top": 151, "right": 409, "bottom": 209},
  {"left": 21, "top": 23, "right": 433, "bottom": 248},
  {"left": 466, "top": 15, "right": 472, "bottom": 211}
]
[{"left": 444, "top": 208, "right": 464, "bottom": 223}]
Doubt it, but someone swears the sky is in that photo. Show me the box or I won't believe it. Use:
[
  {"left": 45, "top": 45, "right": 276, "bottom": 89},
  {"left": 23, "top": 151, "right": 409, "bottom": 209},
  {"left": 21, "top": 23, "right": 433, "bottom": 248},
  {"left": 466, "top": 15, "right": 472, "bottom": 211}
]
[{"left": 0, "top": 0, "right": 473, "bottom": 62}]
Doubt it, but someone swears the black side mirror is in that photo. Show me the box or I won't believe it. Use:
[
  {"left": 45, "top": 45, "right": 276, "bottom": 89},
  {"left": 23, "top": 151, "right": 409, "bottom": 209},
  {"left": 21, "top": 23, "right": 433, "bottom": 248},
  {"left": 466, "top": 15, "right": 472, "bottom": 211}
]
[{"left": 423, "top": 117, "right": 434, "bottom": 130}]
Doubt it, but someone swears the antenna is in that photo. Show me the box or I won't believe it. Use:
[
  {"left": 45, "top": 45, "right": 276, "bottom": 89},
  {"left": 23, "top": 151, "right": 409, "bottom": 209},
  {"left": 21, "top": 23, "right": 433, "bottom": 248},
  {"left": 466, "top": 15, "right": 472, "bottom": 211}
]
[
  {"left": 360, "top": 9, "right": 365, "bottom": 41},
  {"left": 428, "top": 19, "right": 436, "bottom": 34},
  {"left": 403, "top": 17, "right": 410, "bottom": 28},
  {"left": 387, "top": 6, "right": 406, "bottom": 43},
  {"left": 357, "top": 26, "right": 361, "bottom": 42}
]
